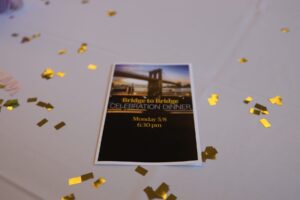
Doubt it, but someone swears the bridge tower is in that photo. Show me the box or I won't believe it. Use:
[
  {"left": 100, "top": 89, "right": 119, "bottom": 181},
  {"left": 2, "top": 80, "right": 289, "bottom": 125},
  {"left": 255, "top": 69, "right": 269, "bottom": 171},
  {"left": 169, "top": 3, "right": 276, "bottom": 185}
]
[{"left": 148, "top": 69, "right": 162, "bottom": 97}]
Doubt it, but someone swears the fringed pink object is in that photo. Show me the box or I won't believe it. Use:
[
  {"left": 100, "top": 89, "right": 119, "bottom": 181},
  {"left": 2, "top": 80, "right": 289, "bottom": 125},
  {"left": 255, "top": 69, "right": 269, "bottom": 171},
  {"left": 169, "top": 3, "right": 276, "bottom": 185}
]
[
  {"left": 0, "top": 0, "right": 23, "bottom": 13},
  {"left": 0, "top": 71, "right": 21, "bottom": 96}
]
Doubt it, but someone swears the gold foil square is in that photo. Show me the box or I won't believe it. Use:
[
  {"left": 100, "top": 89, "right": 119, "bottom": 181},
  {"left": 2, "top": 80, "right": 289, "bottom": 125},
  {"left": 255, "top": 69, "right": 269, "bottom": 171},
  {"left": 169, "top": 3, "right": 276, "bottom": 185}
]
[
  {"left": 55, "top": 121, "right": 66, "bottom": 130},
  {"left": 37, "top": 118, "right": 48, "bottom": 127},
  {"left": 135, "top": 166, "right": 148, "bottom": 176},
  {"left": 260, "top": 118, "right": 271, "bottom": 128},
  {"left": 41, "top": 68, "right": 55, "bottom": 80},
  {"left": 77, "top": 43, "right": 87, "bottom": 54},
  {"left": 243, "top": 96, "right": 253, "bottom": 104},
  {"left": 208, "top": 93, "right": 219, "bottom": 106},
  {"left": 56, "top": 72, "right": 65, "bottom": 78},
  {"left": 202, "top": 146, "right": 218, "bottom": 162},
  {"left": 93, "top": 178, "right": 106, "bottom": 188}
]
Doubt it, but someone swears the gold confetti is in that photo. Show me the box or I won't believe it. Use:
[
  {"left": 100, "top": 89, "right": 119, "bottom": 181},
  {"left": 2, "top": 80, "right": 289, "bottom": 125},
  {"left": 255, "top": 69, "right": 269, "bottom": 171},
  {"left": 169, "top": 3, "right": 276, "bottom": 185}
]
[
  {"left": 37, "top": 118, "right": 48, "bottom": 127},
  {"left": 166, "top": 194, "right": 177, "bottom": 200},
  {"left": 77, "top": 43, "right": 87, "bottom": 54},
  {"left": 36, "top": 101, "right": 48, "bottom": 108},
  {"left": 269, "top": 96, "right": 283, "bottom": 106},
  {"left": 243, "top": 96, "right": 253, "bottom": 104},
  {"left": 61, "top": 193, "right": 75, "bottom": 200},
  {"left": 249, "top": 108, "right": 261, "bottom": 115},
  {"left": 68, "top": 172, "right": 94, "bottom": 186},
  {"left": 87, "top": 64, "right": 97, "bottom": 70},
  {"left": 144, "top": 187, "right": 160, "bottom": 199},
  {"left": 56, "top": 72, "right": 65, "bottom": 78},
  {"left": 93, "top": 177, "right": 106, "bottom": 188},
  {"left": 281, "top": 28, "right": 289, "bottom": 33},
  {"left": 254, "top": 103, "right": 267, "bottom": 111},
  {"left": 260, "top": 118, "right": 271, "bottom": 128},
  {"left": 41, "top": 68, "right": 55, "bottom": 80},
  {"left": 55, "top": 121, "right": 66, "bottom": 130},
  {"left": 57, "top": 49, "right": 67, "bottom": 55},
  {"left": 45, "top": 103, "right": 54, "bottom": 111},
  {"left": 155, "top": 182, "right": 169, "bottom": 199},
  {"left": 202, "top": 146, "right": 218, "bottom": 162},
  {"left": 32, "top": 33, "right": 41, "bottom": 39},
  {"left": 3, "top": 99, "right": 19, "bottom": 109},
  {"left": 21, "top": 36, "right": 31, "bottom": 43},
  {"left": 27, "top": 97, "right": 38, "bottom": 103},
  {"left": 135, "top": 166, "right": 148, "bottom": 176},
  {"left": 261, "top": 110, "right": 269, "bottom": 115},
  {"left": 0, "top": 84, "right": 5, "bottom": 89},
  {"left": 0, "top": 99, "right": 3, "bottom": 105},
  {"left": 208, "top": 93, "right": 219, "bottom": 106},
  {"left": 107, "top": 9, "right": 117, "bottom": 17},
  {"left": 238, "top": 58, "right": 248, "bottom": 63}
]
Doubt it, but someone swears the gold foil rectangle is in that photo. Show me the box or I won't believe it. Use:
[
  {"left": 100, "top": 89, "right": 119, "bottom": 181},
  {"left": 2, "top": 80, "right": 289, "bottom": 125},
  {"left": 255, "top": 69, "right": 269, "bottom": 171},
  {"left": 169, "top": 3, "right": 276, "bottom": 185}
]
[
  {"left": 260, "top": 118, "right": 271, "bottom": 128},
  {"left": 249, "top": 108, "right": 261, "bottom": 115},
  {"left": 77, "top": 43, "right": 87, "bottom": 54},
  {"left": 135, "top": 166, "right": 148, "bottom": 176},
  {"left": 55, "top": 122, "right": 66, "bottom": 130},
  {"left": 37, "top": 118, "right": 48, "bottom": 127},
  {"left": 61, "top": 193, "right": 75, "bottom": 200},
  {"left": 155, "top": 182, "right": 169, "bottom": 199},
  {"left": 45, "top": 103, "right": 54, "bottom": 111},
  {"left": 3, "top": 99, "right": 19, "bottom": 108},
  {"left": 243, "top": 96, "right": 253, "bottom": 104},
  {"left": 41, "top": 68, "right": 55, "bottom": 80},
  {"left": 202, "top": 146, "right": 218, "bottom": 162},
  {"left": 36, "top": 101, "right": 48, "bottom": 108},
  {"left": 254, "top": 103, "right": 267, "bottom": 111},
  {"left": 68, "top": 172, "right": 93, "bottom": 186},
  {"left": 93, "top": 177, "right": 106, "bottom": 188},
  {"left": 27, "top": 97, "right": 38, "bottom": 103}
]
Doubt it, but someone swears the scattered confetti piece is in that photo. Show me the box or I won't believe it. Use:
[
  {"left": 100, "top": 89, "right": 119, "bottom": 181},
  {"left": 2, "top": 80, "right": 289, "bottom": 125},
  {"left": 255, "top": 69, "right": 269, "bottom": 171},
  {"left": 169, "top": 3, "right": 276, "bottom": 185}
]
[
  {"left": 281, "top": 27, "right": 289, "bottom": 33},
  {"left": 260, "top": 118, "right": 271, "bottom": 128},
  {"left": 238, "top": 58, "right": 248, "bottom": 63},
  {"left": 36, "top": 101, "right": 48, "bottom": 108},
  {"left": 57, "top": 49, "right": 67, "bottom": 55},
  {"left": 21, "top": 36, "right": 31, "bottom": 43},
  {"left": 27, "top": 97, "right": 38, "bottom": 103},
  {"left": 32, "top": 33, "right": 41, "bottom": 39},
  {"left": 0, "top": 84, "right": 5, "bottom": 89},
  {"left": 3, "top": 99, "right": 19, "bottom": 109},
  {"left": 155, "top": 182, "right": 169, "bottom": 199},
  {"left": 93, "top": 177, "right": 106, "bottom": 188},
  {"left": 45, "top": 103, "right": 54, "bottom": 111},
  {"left": 107, "top": 9, "right": 117, "bottom": 17},
  {"left": 254, "top": 103, "right": 267, "bottom": 111},
  {"left": 77, "top": 43, "right": 87, "bottom": 54},
  {"left": 56, "top": 72, "right": 65, "bottom": 78},
  {"left": 41, "top": 68, "right": 55, "bottom": 80},
  {"left": 135, "top": 166, "right": 148, "bottom": 176},
  {"left": 261, "top": 110, "right": 269, "bottom": 115},
  {"left": 68, "top": 172, "right": 94, "bottom": 186},
  {"left": 249, "top": 108, "right": 261, "bottom": 115},
  {"left": 202, "top": 146, "right": 218, "bottom": 162},
  {"left": 87, "top": 64, "right": 97, "bottom": 70},
  {"left": 0, "top": 99, "right": 3, "bottom": 105},
  {"left": 11, "top": 33, "right": 18, "bottom": 37},
  {"left": 55, "top": 121, "right": 66, "bottom": 130},
  {"left": 37, "top": 118, "right": 48, "bottom": 127},
  {"left": 61, "top": 193, "right": 75, "bottom": 200},
  {"left": 243, "top": 96, "right": 253, "bottom": 104},
  {"left": 166, "top": 194, "right": 177, "bottom": 200},
  {"left": 144, "top": 187, "right": 160, "bottom": 199},
  {"left": 208, "top": 93, "right": 219, "bottom": 106},
  {"left": 269, "top": 96, "right": 283, "bottom": 106}
]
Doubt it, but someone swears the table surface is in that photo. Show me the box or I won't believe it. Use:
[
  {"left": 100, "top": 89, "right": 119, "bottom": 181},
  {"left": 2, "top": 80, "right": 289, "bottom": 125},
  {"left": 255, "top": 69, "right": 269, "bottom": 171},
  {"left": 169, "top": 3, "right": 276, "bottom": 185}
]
[{"left": 1, "top": 0, "right": 300, "bottom": 199}]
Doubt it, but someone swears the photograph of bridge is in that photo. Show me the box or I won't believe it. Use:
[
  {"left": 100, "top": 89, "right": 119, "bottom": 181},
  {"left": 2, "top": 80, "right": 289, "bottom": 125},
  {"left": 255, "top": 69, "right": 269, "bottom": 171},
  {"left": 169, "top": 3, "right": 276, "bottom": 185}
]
[{"left": 111, "top": 64, "right": 192, "bottom": 97}]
